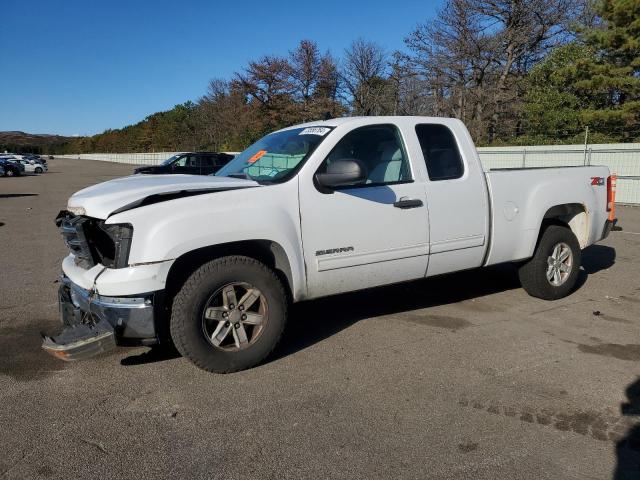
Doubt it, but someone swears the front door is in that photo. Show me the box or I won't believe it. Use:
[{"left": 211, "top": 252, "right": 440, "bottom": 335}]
[
  {"left": 172, "top": 155, "right": 200, "bottom": 175},
  {"left": 299, "top": 124, "right": 430, "bottom": 298}
]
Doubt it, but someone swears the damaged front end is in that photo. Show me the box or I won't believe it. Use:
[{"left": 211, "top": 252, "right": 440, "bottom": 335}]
[{"left": 43, "top": 211, "right": 158, "bottom": 361}]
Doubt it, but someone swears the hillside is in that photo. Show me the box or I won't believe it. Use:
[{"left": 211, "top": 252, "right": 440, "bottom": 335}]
[{"left": 0, "top": 131, "right": 78, "bottom": 153}]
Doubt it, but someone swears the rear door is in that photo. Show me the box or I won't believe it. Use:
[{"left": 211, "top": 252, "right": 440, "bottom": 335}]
[
  {"left": 413, "top": 123, "right": 489, "bottom": 276},
  {"left": 214, "top": 154, "right": 232, "bottom": 172},
  {"left": 200, "top": 155, "right": 217, "bottom": 175},
  {"left": 299, "top": 123, "right": 430, "bottom": 298}
]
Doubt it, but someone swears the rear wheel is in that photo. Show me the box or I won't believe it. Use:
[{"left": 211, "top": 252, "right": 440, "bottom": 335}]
[
  {"left": 170, "top": 256, "right": 287, "bottom": 373},
  {"left": 518, "top": 225, "right": 581, "bottom": 300}
]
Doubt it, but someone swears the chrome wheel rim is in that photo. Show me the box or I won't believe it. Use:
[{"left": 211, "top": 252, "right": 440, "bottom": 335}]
[
  {"left": 546, "top": 242, "right": 573, "bottom": 286},
  {"left": 201, "top": 282, "right": 268, "bottom": 351}
]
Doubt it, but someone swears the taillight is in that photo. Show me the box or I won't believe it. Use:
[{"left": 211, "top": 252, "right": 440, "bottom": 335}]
[{"left": 607, "top": 174, "right": 617, "bottom": 221}]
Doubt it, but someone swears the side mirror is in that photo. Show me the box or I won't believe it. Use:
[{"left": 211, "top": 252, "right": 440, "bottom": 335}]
[{"left": 315, "top": 159, "right": 366, "bottom": 190}]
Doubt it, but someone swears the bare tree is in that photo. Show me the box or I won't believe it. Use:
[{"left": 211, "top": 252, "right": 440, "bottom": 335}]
[
  {"left": 288, "top": 40, "right": 343, "bottom": 120},
  {"left": 404, "top": 0, "right": 576, "bottom": 143},
  {"left": 198, "top": 79, "right": 257, "bottom": 151},
  {"left": 471, "top": 0, "right": 574, "bottom": 139},
  {"left": 341, "top": 39, "right": 394, "bottom": 115},
  {"left": 315, "top": 53, "right": 340, "bottom": 101},
  {"left": 234, "top": 55, "right": 296, "bottom": 130},
  {"left": 289, "top": 40, "right": 321, "bottom": 101}
]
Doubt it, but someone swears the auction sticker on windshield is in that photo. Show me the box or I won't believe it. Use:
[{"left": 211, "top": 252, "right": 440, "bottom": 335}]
[
  {"left": 248, "top": 150, "right": 267, "bottom": 163},
  {"left": 299, "top": 127, "right": 331, "bottom": 136}
]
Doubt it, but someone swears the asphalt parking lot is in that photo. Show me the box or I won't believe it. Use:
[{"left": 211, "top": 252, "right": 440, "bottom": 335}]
[{"left": 1, "top": 158, "right": 639, "bottom": 479}]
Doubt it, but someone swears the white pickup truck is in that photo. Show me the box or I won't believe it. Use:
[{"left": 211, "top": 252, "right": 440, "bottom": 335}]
[{"left": 43, "top": 116, "right": 616, "bottom": 373}]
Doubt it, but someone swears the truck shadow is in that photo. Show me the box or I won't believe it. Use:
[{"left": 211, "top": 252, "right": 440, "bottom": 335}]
[
  {"left": 271, "top": 244, "right": 616, "bottom": 362},
  {"left": 119, "top": 244, "right": 615, "bottom": 367},
  {"left": 581, "top": 243, "right": 616, "bottom": 274},
  {"left": 271, "top": 264, "right": 518, "bottom": 362}
]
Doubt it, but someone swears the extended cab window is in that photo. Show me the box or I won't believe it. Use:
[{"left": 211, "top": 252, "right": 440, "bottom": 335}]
[
  {"left": 415, "top": 124, "right": 464, "bottom": 181},
  {"left": 320, "top": 125, "right": 410, "bottom": 185}
]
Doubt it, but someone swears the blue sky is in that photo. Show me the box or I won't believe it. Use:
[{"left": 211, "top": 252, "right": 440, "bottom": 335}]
[{"left": 0, "top": 0, "right": 442, "bottom": 136}]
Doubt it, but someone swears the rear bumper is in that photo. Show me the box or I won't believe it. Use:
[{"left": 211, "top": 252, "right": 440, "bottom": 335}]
[
  {"left": 42, "top": 275, "right": 159, "bottom": 361},
  {"left": 601, "top": 218, "right": 617, "bottom": 240}
]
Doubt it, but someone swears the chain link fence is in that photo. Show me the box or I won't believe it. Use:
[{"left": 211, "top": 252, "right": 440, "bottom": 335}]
[{"left": 477, "top": 143, "right": 640, "bottom": 204}]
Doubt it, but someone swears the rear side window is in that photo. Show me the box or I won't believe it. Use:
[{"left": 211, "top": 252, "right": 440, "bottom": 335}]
[
  {"left": 201, "top": 156, "right": 215, "bottom": 167},
  {"left": 415, "top": 124, "right": 464, "bottom": 181}
]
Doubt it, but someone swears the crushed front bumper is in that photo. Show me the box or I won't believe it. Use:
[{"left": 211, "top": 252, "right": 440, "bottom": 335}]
[{"left": 42, "top": 276, "right": 159, "bottom": 361}]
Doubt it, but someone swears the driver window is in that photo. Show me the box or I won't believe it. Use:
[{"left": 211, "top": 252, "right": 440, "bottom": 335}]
[
  {"left": 173, "top": 156, "right": 189, "bottom": 167},
  {"left": 321, "top": 125, "right": 411, "bottom": 185}
]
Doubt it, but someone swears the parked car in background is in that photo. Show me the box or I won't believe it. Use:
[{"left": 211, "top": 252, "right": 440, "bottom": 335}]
[
  {"left": 0, "top": 158, "right": 25, "bottom": 176},
  {"left": 133, "top": 152, "right": 234, "bottom": 176},
  {"left": 24, "top": 154, "right": 46, "bottom": 164},
  {"left": 17, "top": 159, "right": 47, "bottom": 174}
]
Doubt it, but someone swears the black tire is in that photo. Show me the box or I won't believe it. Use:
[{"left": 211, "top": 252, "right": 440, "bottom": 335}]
[
  {"left": 35, "top": 167, "right": 43, "bottom": 174},
  {"left": 170, "top": 255, "right": 287, "bottom": 373},
  {"left": 518, "top": 225, "right": 581, "bottom": 300}
]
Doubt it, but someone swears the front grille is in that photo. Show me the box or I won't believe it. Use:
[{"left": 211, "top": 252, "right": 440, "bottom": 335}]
[{"left": 58, "top": 212, "right": 96, "bottom": 269}]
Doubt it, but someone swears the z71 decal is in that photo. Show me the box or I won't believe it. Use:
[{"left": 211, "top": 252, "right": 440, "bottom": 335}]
[{"left": 591, "top": 176, "right": 605, "bottom": 186}]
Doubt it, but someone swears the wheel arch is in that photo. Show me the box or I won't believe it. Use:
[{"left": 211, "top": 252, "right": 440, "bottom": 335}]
[
  {"left": 155, "top": 240, "right": 296, "bottom": 343},
  {"left": 165, "top": 239, "right": 295, "bottom": 302},
  {"left": 540, "top": 203, "right": 588, "bottom": 248}
]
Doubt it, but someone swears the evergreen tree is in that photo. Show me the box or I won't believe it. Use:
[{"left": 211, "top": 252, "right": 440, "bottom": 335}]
[{"left": 578, "top": 0, "right": 640, "bottom": 138}]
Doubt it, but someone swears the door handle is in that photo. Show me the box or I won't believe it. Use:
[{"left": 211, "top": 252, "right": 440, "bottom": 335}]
[{"left": 393, "top": 197, "right": 423, "bottom": 209}]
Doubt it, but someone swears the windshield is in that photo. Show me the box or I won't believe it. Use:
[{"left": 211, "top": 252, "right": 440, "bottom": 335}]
[
  {"left": 160, "top": 154, "right": 182, "bottom": 166},
  {"left": 216, "top": 126, "right": 333, "bottom": 183}
]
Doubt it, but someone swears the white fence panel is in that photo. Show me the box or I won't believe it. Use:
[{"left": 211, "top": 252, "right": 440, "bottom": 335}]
[
  {"left": 478, "top": 143, "right": 640, "bottom": 204},
  {"left": 56, "top": 152, "right": 184, "bottom": 165},
  {"left": 58, "top": 144, "right": 640, "bottom": 204}
]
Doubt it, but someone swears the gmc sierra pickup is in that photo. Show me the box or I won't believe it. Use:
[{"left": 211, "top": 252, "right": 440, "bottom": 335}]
[{"left": 43, "top": 116, "right": 616, "bottom": 373}]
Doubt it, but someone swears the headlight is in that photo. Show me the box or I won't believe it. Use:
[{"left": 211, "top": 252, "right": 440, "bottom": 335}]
[
  {"left": 58, "top": 211, "right": 134, "bottom": 269},
  {"left": 84, "top": 221, "right": 134, "bottom": 269},
  {"left": 97, "top": 222, "right": 133, "bottom": 269}
]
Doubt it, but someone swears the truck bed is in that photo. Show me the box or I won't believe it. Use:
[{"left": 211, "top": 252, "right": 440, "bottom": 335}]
[{"left": 483, "top": 166, "right": 610, "bottom": 266}]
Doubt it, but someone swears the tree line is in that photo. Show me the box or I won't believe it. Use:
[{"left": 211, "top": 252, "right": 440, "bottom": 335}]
[{"left": 54, "top": 0, "right": 639, "bottom": 154}]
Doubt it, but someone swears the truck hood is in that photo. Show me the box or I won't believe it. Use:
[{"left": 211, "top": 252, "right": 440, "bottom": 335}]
[{"left": 67, "top": 174, "right": 259, "bottom": 219}]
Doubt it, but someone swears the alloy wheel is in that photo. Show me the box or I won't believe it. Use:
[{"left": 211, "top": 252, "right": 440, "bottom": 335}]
[
  {"left": 546, "top": 242, "right": 573, "bottom": 286},
  {"left": 201, "top": 282, "right": 268, "bottom": 351}
]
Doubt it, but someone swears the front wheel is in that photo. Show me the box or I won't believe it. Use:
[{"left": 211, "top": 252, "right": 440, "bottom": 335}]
[
  {"left": 170, "top": 256, "right": 287, "bottom": 373},
  {"left": 518, "top": 225, "right": 581, "bottom": 300},
  {"left": 35, "top": 167, "right": 43, "bottom": 174},
  {"left": 5, "top": 169, "right": 14, "bottom": 177}
]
